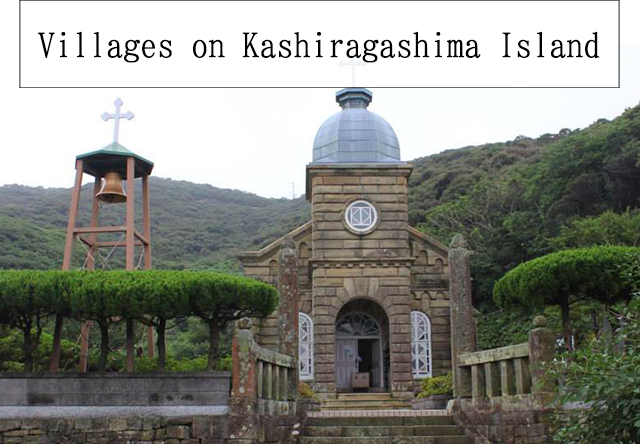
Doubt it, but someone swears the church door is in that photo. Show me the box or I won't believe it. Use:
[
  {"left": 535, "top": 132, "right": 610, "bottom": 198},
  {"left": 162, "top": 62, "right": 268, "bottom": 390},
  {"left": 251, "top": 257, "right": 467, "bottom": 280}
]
[
  {"left": 335, "top": 339, "right": 358, "bottom": 389},
  {"left": 335, "top": 312, "right": 384, "bottom": 390}
]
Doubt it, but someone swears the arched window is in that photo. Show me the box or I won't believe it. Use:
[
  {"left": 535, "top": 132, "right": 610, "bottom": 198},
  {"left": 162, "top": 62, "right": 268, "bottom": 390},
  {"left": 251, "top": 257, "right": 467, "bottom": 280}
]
[
  {"left": 299, "top": 312, "right": 314, "bottom": 381},
  {"left": 268, "top": 260, "right": 278, "bottom": 285},
  {"left": 411, "top": 311, "right": 432, "bottom": 378},
  {"left": 336, "top": 312, "right": 381, "bottom": 338}
]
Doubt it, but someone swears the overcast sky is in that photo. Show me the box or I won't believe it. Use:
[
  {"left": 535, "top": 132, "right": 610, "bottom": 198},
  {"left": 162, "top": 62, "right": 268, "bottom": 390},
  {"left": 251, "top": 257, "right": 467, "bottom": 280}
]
[{"left": 2, "top": 1, "right": 639, "bottom": 199}]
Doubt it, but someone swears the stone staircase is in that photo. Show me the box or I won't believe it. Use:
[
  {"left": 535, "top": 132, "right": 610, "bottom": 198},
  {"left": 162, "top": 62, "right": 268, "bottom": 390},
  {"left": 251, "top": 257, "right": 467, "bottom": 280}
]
[
  {"left": 321, "top": 393, "right": 410, "bottom": 411},
  {"left": 300, "top": 412, "right": 473, "bottom": 444}
]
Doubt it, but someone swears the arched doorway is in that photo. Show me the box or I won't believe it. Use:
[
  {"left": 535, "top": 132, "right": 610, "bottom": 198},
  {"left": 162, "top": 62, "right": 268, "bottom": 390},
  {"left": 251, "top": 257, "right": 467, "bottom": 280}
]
[{"left": 335, "top": 300, "right": 389, "bottom": 391}]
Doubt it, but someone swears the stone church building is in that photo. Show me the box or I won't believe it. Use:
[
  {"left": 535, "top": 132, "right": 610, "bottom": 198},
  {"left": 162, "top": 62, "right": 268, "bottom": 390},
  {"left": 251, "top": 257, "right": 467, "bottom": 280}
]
[{"left": 239, "top": 88, "right": 452, "bottom": 400}]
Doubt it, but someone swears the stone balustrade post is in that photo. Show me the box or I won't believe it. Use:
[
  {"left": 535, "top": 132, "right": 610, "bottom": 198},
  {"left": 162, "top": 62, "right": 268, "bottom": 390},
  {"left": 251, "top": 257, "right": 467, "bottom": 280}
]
[
  {"left": 230, "top": 318, "right": 258, "bottom": 415},
  {"left": 470, "top": 364, "right": 486, "bottom": 399},
  {"left": 484, "top": 362, "right": 501, "bottom": 397},
  {"left": 278, "top": 236, "right": 300, "bottom": 399},
  {"left": 448, "top": 233, "right": 477, "bottom": 398},
  {"left": 500, "top": 360, "right": 516, "bottom": 396},
  {"left": 528, "top": 315, "right": 555, "bottom": 394},
  {"left": 229, "top": 318, "right": 262, "bottom": 442}
]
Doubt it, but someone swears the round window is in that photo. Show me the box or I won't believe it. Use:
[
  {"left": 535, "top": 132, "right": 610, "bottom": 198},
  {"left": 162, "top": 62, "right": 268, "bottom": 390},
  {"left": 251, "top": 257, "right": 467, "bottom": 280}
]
[{"left": 345, "top": 200, "right": 378, "bottom": 233}]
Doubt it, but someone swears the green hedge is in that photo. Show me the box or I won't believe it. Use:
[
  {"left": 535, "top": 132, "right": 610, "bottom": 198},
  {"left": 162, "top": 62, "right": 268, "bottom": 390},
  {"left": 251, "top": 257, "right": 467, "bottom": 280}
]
[{"left": 0, "top": 270, "right": 278, "bottom": 372}]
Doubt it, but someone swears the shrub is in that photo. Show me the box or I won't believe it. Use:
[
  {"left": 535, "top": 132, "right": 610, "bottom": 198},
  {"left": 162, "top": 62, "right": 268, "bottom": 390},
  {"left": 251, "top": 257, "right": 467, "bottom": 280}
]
[
  {"left": 134, "top": 355, "right": 214, "bottom": 372},
  {"left": 417, "top": 373, "right": 453, "bottom": 398},
  {"left": 0, "top": 328, "right": 75, "bottom": 373},
  {"left": 298, "top": 382, "right": 318, "bottom": 400},
  {"left": 477, "top": 308, "right": 533, "bottom": 350},
  {"left": 544, "top": 296, "right": 640, "bottom": 443}
]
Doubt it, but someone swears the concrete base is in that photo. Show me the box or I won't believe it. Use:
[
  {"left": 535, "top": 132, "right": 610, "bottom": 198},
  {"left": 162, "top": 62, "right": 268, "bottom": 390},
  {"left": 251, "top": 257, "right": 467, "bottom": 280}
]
[{"left": 0, "top": 372, "right": 230, "bottom": 407}]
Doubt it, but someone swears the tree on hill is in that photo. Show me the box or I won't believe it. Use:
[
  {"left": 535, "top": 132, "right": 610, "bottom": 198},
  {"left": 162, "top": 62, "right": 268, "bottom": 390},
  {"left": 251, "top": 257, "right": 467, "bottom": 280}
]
[
  {"left": 0, "top": 178, "right": 310, "bottom": 271},
  {"left": 552, "top": 210, "right": 640, "bottom": 249},
  {"left": 420, "top": 103, "right": 640, "bottom": 307}
]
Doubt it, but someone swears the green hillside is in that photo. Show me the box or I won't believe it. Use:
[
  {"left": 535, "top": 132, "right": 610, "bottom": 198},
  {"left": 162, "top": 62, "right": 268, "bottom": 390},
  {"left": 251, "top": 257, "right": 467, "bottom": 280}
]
[
  {"left": 0, "top": 179, "right": 309, "bottom": 271},
  {"left": 416, "top": 104, "right": 640, "bottom": 305},
  {"left": 1, "top": 103, "right": 639, "bottom": 307}
]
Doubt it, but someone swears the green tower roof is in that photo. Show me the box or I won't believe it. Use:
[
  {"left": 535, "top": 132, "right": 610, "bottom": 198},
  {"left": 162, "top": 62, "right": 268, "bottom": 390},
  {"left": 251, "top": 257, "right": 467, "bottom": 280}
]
[{"left": 76, "top": 142, "right": 154, "bottom": 178}]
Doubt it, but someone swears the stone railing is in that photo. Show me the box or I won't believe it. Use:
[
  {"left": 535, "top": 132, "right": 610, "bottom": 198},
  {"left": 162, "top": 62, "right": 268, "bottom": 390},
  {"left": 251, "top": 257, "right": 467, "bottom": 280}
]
[
  {"left": 457, "top": 316, "right": 554, "bottom": 400},
  {"left": 230, "top": 318, "right": 297, "bottom": 416}
]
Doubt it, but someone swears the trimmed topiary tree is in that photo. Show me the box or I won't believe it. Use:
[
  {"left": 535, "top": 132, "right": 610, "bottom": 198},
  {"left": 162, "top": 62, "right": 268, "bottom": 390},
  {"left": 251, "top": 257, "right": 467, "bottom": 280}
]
[
  {"left": 494, "top": 246, "right": 640, "bottom": 349},
  {"left": 187, "top": 272, "right": 279, "bottom": 370},
  {"left": 0, "top": 270, "right": 58, "bottom": 372},
  {"left": 128, "top": 271, "right": 190, "bottom": 371}
]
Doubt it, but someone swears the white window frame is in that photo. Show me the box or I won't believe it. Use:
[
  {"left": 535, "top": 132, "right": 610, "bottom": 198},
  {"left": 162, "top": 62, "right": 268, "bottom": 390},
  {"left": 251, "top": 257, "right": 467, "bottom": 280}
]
[
  {"left": 345, "top": 200, "right": 378, "bottom": 233},
  {"left": 411, "top": 311, "right": 432, "bottom": 378},
  {"left": 299, "top": 312, "right": 314, "bottom": 381}
]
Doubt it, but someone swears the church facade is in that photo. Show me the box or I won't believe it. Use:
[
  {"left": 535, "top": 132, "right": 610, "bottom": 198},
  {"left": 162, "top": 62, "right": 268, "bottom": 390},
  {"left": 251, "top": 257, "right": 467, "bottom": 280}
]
[{"left": 239, "top": 88, "right": 452, "bottom": 400}]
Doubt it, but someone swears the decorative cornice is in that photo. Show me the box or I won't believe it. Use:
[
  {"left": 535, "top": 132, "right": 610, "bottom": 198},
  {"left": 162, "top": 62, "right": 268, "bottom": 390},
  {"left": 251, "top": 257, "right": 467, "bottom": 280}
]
[{"left": 309, "top": 257, "right": 416, "bottom": 268}]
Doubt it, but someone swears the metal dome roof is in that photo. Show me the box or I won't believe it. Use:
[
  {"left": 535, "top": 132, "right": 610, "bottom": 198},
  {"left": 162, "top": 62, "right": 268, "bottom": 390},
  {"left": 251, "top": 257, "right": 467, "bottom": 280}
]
[{"left": 312, "top": 88, "right": 401, "bottom": 163}]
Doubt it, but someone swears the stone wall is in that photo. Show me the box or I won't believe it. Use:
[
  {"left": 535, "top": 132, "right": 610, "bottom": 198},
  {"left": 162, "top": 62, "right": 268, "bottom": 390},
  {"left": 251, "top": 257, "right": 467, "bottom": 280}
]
[
  {"left": 307, "top": 164, "right": 414, "bottom": 397},
  {"left": 307, "top": 165, "right": 412, "bottom": 259},
  {"left": 450, "top": 395, "right": 553, "bottom": 444},
  {"left": 0, "top": 415, "right": 229, "bottom": 444},
  {"left": 0, "top": 373, "right": 230, "bottom": 407},
  {"left": 408, "top": 229, "right": 452, "bottom": 381},
  {"left": 310, "top": 262, "right": 413, "bottom": 396},
  {"left": 0, "top": 413, "right": 302, "bottom": 444}
]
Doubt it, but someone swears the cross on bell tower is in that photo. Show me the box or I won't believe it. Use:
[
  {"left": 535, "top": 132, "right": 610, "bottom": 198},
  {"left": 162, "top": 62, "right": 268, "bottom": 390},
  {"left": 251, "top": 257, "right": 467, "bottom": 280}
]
[{"left": 101, "top": 98, "right": 135, "bottom": 144}]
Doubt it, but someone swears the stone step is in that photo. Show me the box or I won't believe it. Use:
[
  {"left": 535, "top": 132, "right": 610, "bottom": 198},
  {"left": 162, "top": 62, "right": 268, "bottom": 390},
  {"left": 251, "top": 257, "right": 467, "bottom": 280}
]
[
  {"left": 337, "top": 393, "right": 394, "bottom": 401},
  {"left": 307, "top": 416, "right": 455, "bottom": 427},
  {"left": 334, "top": 397, "right": 396, "bottom": 402},
  {"left": 322, "top": 402, "right": 410, "bottom": 411},
  {"left": 305, "top": 425, "right": 465, "bottom": 437},
  {"left": 299, "top": 436, "right": 473, "bottom": 444},
  {"left": 322, "top": 395, "right": 411, "bottom": 411}
]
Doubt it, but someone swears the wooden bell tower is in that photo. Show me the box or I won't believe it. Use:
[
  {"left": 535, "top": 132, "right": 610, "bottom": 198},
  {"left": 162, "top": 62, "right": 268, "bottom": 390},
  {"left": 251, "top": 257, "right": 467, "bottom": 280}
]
[{"left": 49, "top": 98, "right": 154, "bottom": 373}]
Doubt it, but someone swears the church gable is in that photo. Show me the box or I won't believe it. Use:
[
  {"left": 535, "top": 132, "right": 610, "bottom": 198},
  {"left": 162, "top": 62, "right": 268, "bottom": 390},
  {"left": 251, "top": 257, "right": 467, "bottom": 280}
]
[
  {"left": 238, "top": 221, "right": 312, "bottom": 283},
  {"left": 408, "top": 226, "right": 449, "bottom": 292},
  {"left": 408, "top": 226, "right": 449, "bottom": 258}
]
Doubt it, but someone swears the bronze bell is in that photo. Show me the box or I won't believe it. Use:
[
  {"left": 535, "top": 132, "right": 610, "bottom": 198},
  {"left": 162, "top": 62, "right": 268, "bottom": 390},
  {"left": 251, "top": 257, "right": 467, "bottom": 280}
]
[{"left": 96, "top": 172, "right": 127, "bottom": 203}]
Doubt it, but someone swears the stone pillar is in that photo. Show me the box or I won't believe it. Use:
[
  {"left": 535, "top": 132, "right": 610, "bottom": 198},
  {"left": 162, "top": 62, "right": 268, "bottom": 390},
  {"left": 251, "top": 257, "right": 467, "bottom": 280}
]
[
  {"left": 278, "top": 237, "right": 299, "bottom": 357},
  {"left": 230, "top": 318, "right": 258, "bottom": 414},
  {"left": 229, "top": 318, "right": 260, "bottom": 443},
  {"left": 278, "top": 237, "right": 299, "bottom": 397},
  {"left": 448, "top": 233, "right": 476, "bottom": 397},
  {"left": 528, "top": 315, "right": 555, "bottom": 394}
]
